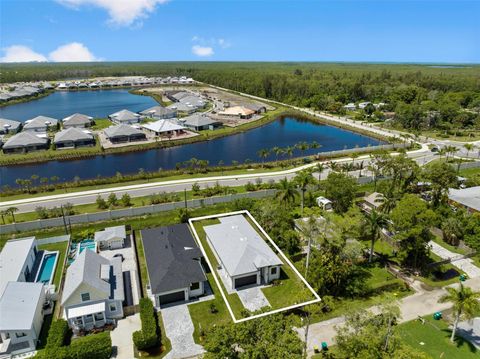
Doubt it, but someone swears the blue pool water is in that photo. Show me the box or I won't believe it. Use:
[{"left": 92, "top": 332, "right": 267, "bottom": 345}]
[
  {"left": 79, "top": 240, "right": 96, "bottom": 254},
  {"left": 36, "top": 253, "right": 57, "bottom": 284}
]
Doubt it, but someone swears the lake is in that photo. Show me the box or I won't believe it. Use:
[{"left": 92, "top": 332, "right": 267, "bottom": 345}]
[
  {"left": 0, "top": 116, "right": 384, "bottom": 187},
  {"left": 0, "top": 89, "right": 158, "bottom": 121}
]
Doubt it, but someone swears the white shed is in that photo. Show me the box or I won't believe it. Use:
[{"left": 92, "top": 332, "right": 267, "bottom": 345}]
[{"left": 94, "top": 226, "right": 126, "bottom": 250}]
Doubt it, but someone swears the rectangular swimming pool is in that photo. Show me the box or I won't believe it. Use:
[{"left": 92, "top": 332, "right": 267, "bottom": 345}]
[{"left": 35, "top": 252, "right": 58, "bottom": 285}]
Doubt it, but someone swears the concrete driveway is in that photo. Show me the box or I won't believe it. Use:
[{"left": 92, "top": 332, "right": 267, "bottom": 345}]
[
  {"left": 110, "top": 314, "right": 141, "bottom": 359},
  {"left": 236, "top": 286, "right": 270, "bottom": 312},
  {"left": 161, "top": 304, "right": 205, "bottom": 359}
]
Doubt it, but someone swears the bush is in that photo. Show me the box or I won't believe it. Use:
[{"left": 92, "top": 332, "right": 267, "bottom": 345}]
[
  {"left": 132, "top": 298, "right": 159, "bottom": 351},
  {"left": 45, "top": 319, "right": 70, "bottom": 349},
  {"left": 69, "top": 331, "right": 112, "bottom": 359},
  {"left": 96, "top": 195, "right": 108, "bottom": 209}
]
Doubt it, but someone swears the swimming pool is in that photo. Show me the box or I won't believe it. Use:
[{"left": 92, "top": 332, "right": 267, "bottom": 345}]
[
  {"left": 78, "top": 240, "right": 97, "bottom": 255},
  {"left": 35, "top": 252, "right": 59, "bottom": 285}
]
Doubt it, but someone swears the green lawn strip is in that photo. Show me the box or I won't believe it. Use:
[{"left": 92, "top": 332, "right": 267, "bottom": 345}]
[
  {"left": 91, "top": 118, "right": 112, "bottom": 130},
  {"left": 459, "top": 167, "right": 480, "bottom": 178},
  {"left": 431, "top": 233, "right": 470, "bottom": 255},
  {"left": 416, "top": 252, "right": 466, "bottom": 288},
  {"left": 37, "top": 241, "right": 68, "bottom": 288},
  {"left": 188, "top": 273, "right": 233, "bottom": 344},
  {"left": 398, "top": 315, "right": 478, "bottom": 358},
  {"left": 134, "top": 230, "right": 148, "bottom": 295}
]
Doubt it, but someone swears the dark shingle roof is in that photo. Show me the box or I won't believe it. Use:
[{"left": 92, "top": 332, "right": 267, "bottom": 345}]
[{"left": 141, "top": 224, "right": 206, "bottom": 294}]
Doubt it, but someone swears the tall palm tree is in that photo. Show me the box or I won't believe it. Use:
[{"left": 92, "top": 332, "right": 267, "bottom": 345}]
[
  {"left": 364, "top": 209, "right": 389, "bottom": 262},
  {"left": 297, "top": 216, "right": 320, "bottom": 277},
  {"left": 439, "top": 283, "right": 480, "bottom": 343},
  {"left": 377, "top": 191, "right": 399, "bottom": 214},
  {"left": 257, "top": 149, "right": 270, "bottom": 166},
  {"left": 272, "top": 146, "right": 281, "bottom": 161},
  {"left": 7, "top": 207, "right": 18, "bottom": 223},
  {"left": 294, "top": 170, "right": 315, "bottom": 215},
  {"left": 296, "top": 141, "right": 310, "bottom": 157},
  {"left": 463, "top": 143, "right": 474, "bottom": 158},
  {"left": 275, "top": 177, "right": 297, "bottom": 207},
  {"left": 315, "top": 163, "right": 325, "bottom": 181},
  {"left": 285, "top": 146, "right": 294, "bottom": 159}
]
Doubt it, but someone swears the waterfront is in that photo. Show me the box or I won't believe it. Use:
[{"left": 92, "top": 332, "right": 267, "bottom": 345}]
[
  {"left": 0, "top": 116, "right": 384, "bottom": 186},
  {"left": 0, "top": 89, "right": 158, "bottom": 121}
]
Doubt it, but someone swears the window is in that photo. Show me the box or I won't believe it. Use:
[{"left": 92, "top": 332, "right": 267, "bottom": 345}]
[
  {"left": 190, "top": 282, "right": 200, "bottom": 290},
  {"left": 109, "top": 303, "right": 117, "bottom": 312},
  {"left": 74, "top": 317, "right": 83, "bottom": 325},
  {"left": 16, "top": 332, "right": 27, "bottom": 338},
  {"left": 94, "top": 313, "right": 104, "bottom": 321},
  {"left": 84, "top": 314, "right": 94, "bottom": 323},
  {"left": 81, "top": 293, "right": 90, "bottom": 302},
  {"left": 270, "top": 267, "right": 278, "bottom": 276}
]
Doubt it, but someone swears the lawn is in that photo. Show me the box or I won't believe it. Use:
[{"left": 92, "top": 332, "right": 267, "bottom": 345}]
[
  {"left": 91, "top": 118, "right": 112, "bottom": 130},
  {"left": 398, "top": 316, "right": 478, "bottom": 358},
  {"left": 38, "top": 240, "right": 69, "bottom": 288}
]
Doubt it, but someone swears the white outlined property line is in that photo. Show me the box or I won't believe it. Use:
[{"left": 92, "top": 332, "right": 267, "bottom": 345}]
[{"left": 188, "top": 210, "right": 321, "bottom": 324}]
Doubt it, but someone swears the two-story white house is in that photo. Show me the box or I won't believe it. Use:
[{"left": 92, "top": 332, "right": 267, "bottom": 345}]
[{"left": 61, "top": 250, "right": 124, "bottom": 334}]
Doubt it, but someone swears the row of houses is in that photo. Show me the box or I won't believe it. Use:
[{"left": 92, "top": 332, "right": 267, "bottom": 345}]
[
  {"left": 0, "top": 83, "right": 53, "bottom": 103},
  {"left": 343, "top": 101, "right": 387, "bottom": 111},
  {"left": 56, "top": 76, "right": 194, "bottom": 90}
]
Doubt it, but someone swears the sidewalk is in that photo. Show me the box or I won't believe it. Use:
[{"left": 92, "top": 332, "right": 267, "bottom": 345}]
[{"left": 429, "top": 241, "right": 480, "bottom": 278}]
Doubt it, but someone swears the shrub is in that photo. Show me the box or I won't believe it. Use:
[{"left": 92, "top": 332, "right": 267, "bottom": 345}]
[
  {"left": 121, "top": 193, "right": 132, "bottom": 207},
  {"left": 69, "top": 331, "right": 112, "bottom": 359},
  {"left": 107, "top": 193, "right": 118, "bottom": 206},
  {"left": 45, "top": 319, "right": 70, "bottom": 349},
  {"left": 132, "top": 298, "right": 159, "bottom": 351},
  {"left": 96, "top": 195, "right": 108, "bottom": 209}
]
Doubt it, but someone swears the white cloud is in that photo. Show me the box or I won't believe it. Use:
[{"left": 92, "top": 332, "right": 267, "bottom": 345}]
[
  {"left": 57, "top": 0, "right": 168, "bottom": 27},
  {"left": 48, "top": 42, "right": 100, "bottom": 62},
  {"left": 218, "top": 38, "right": 231, "bottom": 49},
  {"left": 0, "top": 43, "right": 100, "bottom": 63},
  {"left": 0, "top": 45, "right": 47, "bottom": 63},
  {"left": 192, "top": 45, "right": 214, "bottom": 57}
]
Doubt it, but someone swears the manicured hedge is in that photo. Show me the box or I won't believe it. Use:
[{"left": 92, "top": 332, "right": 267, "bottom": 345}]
[
  {"left": 132, "top": 298, "right": 159, "bottom": 350},
  {"left": 45, "top": 319, "right": 70, "bottom": 349}
]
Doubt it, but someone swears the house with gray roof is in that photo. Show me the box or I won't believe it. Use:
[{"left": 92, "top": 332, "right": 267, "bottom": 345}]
[
  {"left": 54, "top": 127, "right": 95, "bottom": 149},
  {"left": 139, "top": 105, "right": 177, "bottom": 120},
  {"left": 179, "top": 95, "right": 206, "bottom": 109},
  {"left": 181, "top": 114, "right": 222, "bottom": 131},
  {"left": 448, "top": 186, "right": 480, "bottom": 214},
  {"left": 167, "top": 102, "right": 196, "bottom": 116},
  {"left": 141, "top": 224, "right": 207, "bottom": 307},
  {"left": 94, "top": 225, "right": 126, "bottom": 250},
  {"left": 23, "top": 116, "right": 59, "bottom": 132},
  {"left": 108, "top": 109, "right": 141, "bottom": 124},
  {"left": 204, "top": 215, "right": 282, "bottom": 289},
  {"left": 104, "top": 124, "right": 146, "bottom": 144},
  {"left": 61, "top": 250, "right": 124, "bottom": 333},
  {"left": 0, "top": 282, "right": 46, "bottom": 357},
  {"left": 0, "top": 118, "right": 22, "bottom": 134},
  {"left": 2, "top": 132, "right": 49, "bottom": 154},
  {"left": 62, "top": 113, "right": 93, "bottom": 129}
]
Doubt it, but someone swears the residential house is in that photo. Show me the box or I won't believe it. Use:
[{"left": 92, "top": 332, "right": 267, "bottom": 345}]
[
  {"left": 23, "top": 116, "right": 59, "bottom": 132},
  {"left": 104, "top": 125, "right": 147, "bottom": 144},
  {"left": 167, "top": 102, "right": 196, "bottom": 116},
  {"left": 448, "top": 186, "right": 480, "bottom": 214},
  {"left": 142, "top": 224, "right": 207, "bottom": 307},
  {"left": 61, "top": 250, "right": 124, "bottom": 333},
  {"left": 165, "top": 91, "right": 190, "bottom": 102},
  {"left": 204, "top": 215, "right": 282, "bottom": 289},
  {"left": 360, "top": 192, "right": 385, "bottom": 213},
  {"left": 139, "top": 105, "right": 177, "bottom": 120},
  {"left": 94, "top": 225, "right": 126, "bottom": 250},
  {"left": 2, "top": 132, "right": 49, "bottom": 154},
  {"left": 62, "top": 113, "right": 93, "bottom": 129},
  {"left": 358, "top": 102, "right": 371, "bottom": 109},
  {"left": 0, "top": 118, "right": 22, "bottom": 134},
  {"left": 108, "top": 109, "right": 141, "bottom": 125},
  {"left": 179, "top": 95, "right": 206, "bottom": 109},
  {"left": 181, "top": 114, "right": 222, "bottom": 131},
  {"left": 54, "top": 128, "right": 95, "bottom": 149},
  {"left": 316, "top": 196, "right": 333, "bottom": 211},
  {"left": 218, "top": 106, "right": 255, "bottom": 119},
  {"left": 142, "top": 120, "right": 185, "bottom": 137},
  {"left": 343, "top": 103, "right": 357, "bottom": 111},
  {"left": 0, "top": 282, "right": 46, "bottom": 357}
]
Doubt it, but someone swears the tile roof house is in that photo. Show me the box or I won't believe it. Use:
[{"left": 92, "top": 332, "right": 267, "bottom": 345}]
[
  {"left": 204, "top": 215, "right": 282, "bottom": 289},
  {"left": 139, "top": 105, "right": 177, "bottom": 120},
  {"left": 62, "top": 113, "right": 93, "bottom": 129},
  {"left": 0, "top": 118, "right": 22, "bottom": 134},
  {"left": 108, "top": 109, "right": 141, "bottom": 124},
  {"left": 141, "top": 224, "right": 207, "bottom": 307},
  {"left": 61, "top": 250, "right": 124, "bottom": 333},
  {"left": 23, "top": 116, "right": 59, "bottom": 132},
  {"left": 141, "top": 119, "right": 185, "bottom": 137},
  {"left": 2, "top": 132, "right": 49, "bottom": 154},
  {"left": 181, "top": 114, "right": 222, "bottom": 131},
  {"left": 104, "top": 124, "right": 146, "bottom": 144},
  {"left": 54, "top": 127, "right": 95, "bottom": 149}
]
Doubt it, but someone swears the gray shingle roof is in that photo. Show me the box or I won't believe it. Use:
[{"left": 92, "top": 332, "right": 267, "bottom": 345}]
[
  {"left": 0, "top": 118, "right": 21, "bottom": 131},
  {"left": 94, "top": 225, "right": 126, "bottom": 243},
  {"left": 141, "top": 224, "right": 206, "bottom": 294},
  {"left": 182, "top": 114, "right": 220, "bottom": 128},
  {"left": 109, "top": 109, "right": 140, "bottom": 122},
  {"left": 24, "top": 116, "right": 59, "bottom": 130},
  {"left": 61, "top": 249, "right": 124, "bottom": 305},
  {"left": 140, "top": 106, "right": 177, "bottom": 117},
  {"left": 54, "top": 127, "right": 94, "bottom": 143},
  {"left": 204, "top": 215, "right": 282, "bottom": 277},
  {"left": 62, "top": 113, "right": 93, "bottom": 126},
  {"left": 3, "top": 132, "right": 48, "bottom": 148},
  {"left": 448, "top": 186, "right": 480, "bottom": 211},
  {"left": 104, "top": 124, "right": 145, "bottom": 138}
]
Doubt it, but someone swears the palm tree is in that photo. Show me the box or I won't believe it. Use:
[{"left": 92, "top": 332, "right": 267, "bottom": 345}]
[
  {"left": 378, "top": 191, "right": 399, "bottom": 214},
  {"left": 463, "top": 143, "right": 474, "bottom": 158},
  {"left": 439, "top": 283, "right": 480, "bottom": 343},
  {"left": 6, "top": 207, "right": 18, "bottom": 223},
  {"left": 294, "top": 170, "right": 314, "bottom": 215},
  {"left": 296, "top": 141, "right": 310, "bottom": 157},
  {"left": 275, "top": 177, "right": 297, "bottom": 207},
  {"left": 364, "top": 209, "right": 389, "bottom": 262},
  {"left": 297, "top": 216, "right": 320, "bottom": 277},
  {"left": 285, "top": 146, "right": 294, "bottom": 159},
  {"left": 272, "top": 146, "right": 282, "bottom": 161},
  {"left": 315, "top": 163, "right": 325, "bottom": 181},
  {"left": 257, "top": 149, "right": 270, "bottom": 166},
  {"left": 0, "top": 210, "right": 7, "bottom": 224}
]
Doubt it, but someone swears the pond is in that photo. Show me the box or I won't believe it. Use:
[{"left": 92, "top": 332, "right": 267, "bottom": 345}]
[
  {"left": 0, "top": 116, "right": 385, "bottom": 187},
  {"left": 0, "top": 89, "right": 158, "bottom": 121}
]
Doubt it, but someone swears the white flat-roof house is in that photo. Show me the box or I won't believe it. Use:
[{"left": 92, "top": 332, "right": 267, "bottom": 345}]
[
  {"left": 204, "top": 215, "right": 282, "bottom": 290},
  {"left": 0, "top": 282, "right": 46, "bottom": 357},
  {"left": 61, "top": 250, "right": 124, "bottom": 334},
  {"left": 94, "top": 225, "right": 126, "bottom": 250}
]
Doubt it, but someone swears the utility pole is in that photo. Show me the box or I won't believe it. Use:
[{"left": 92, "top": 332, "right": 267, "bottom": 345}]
[
  {"left": 60, "top": 205, "right": 68, "bottom": 235},
  {"left": 184, "top": 188, "right": 188, "bottom": 209}
]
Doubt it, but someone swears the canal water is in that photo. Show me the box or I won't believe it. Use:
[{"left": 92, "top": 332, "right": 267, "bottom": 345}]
[
  {"left": 0, "top": 89, "right": 158, "bottom": 121},
  {"left": 0, "top": 116, "right": 384, "bottom": 187}
]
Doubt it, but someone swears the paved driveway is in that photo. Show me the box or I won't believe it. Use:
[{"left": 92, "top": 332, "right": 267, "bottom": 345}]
[
  {"left": 237, "top": 286, "right": 270, "bottom": 312},
  {"left": 111, "top": 314, "right": 141, "bottom": 359},
  {"left": 161, "top": 304, "right": 205, "bottom": 359},
  {"left": 429, "top": 241, "right": 480, "bottom": 278}
]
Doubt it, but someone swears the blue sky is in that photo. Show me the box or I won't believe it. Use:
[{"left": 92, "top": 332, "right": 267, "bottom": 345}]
[{"left": 1, "top": 0, "right": 479, "bottom": 63}]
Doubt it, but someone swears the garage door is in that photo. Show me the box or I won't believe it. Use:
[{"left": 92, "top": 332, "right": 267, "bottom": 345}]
[
  {"left": 234, "top": 274, "right": 257, "bottom": 288},
  {"left": 159, "top": 291, "right": 185, "bottom": 305}
]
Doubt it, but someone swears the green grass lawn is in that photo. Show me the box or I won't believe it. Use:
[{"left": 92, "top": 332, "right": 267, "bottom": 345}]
[
  {"left": 417, "top": 252, "right": 465, "bottom": 288},
  {"left": 398, "top": 316, "right": 478, "bottom": 358},
  {"left": 91, "top": 118, "right": 112, "bottom": 130},
  {"left": 38, "top": 240, "right": 68, "bottom": 288}
]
